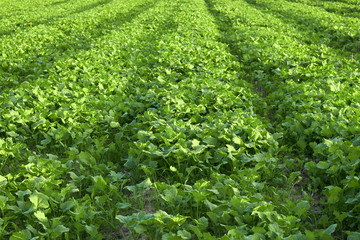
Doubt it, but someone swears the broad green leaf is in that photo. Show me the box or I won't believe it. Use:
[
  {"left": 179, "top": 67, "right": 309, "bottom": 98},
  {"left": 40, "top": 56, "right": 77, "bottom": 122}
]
[
  {"left": 0, "top": 175, "right": 7, "bottom": 187},
  {"left": 110, "top": 121, "right": 120, "bottom": 128},
  {"left": 51, "top": 219, "right": 69, "bottom": 234},
  {"left": 324, "top": 224, "right": 337, "bottom": 235},
  {"left": 334, "top": 211, "right": 346, "bottom": 222},
  {"left": 348, "top": 232, "right": 360, "bottom": 240},
  {"left": 192, "top": 191, "right": 206, "bottom": 203},
  {"left": 137, "top": 178, "right": 152, "bottom": 189},
  {"left": 232, "top": 136, "right": 242, "bottom": 145},
  {"left": 116, "top": 215, "right": 132, "bottom": 224},
  {"left": 124, "top": 157, "right": 137, "bottom": 169},
  {"left": 268, "top": 223, "right": 284, "bottom": 236},
  {"left": 40, "top": 135, "right": 51, "bottom": 145},
  {"left": 29, "top": 191, "right": 49, "bottom": 209},
  {"left": 85, "top": 225, "right": 98, "bottom": 236},
  {"left": 316, "top": 161, "right": 330, "bottom": 170},
  {"left": 187, "top": 224, "right": 203, "bottom": 238},
  {"left": 34, "top": 211, "right": 48, "bottom": 223},
  {"left": 134, "top": 224, "right": 146, "bottom": 234},
  {"left": 348, "top": 148, "right": 360, "bottom": 161},
  {"left": 192, "top": 139, "right": 200, "bottom": 148},
  {"left": 294, "top": 200, "right": 310, "bottom": 217},
  {"left": 92, "top": 175, "right": 107, "bottom": 191},
  {"left": 171, "top": 215, "right": 188, "bottom": 225},
  {"left": 0, "top": 196, "right": 8, "bottom": 209},
  {"left": 203, "top": 199, "right": 217, "bottom": 211},
  {"left": 305, "top": 230, "right": 315, "bottom": 240},
  {"left": 60, "top": 201, "right": 74, "bottom": 212},
  {"left": 230, "top": 196, "right": 242, "bottom": 208},
  {"left": 297, "top": 140, "right": 307, "bottom": 150},
  {"left": 227, "top": 144, "right": 236, "bottom": 153},
  {"left": 194, "top": 217, "right": 208, "bottom": 229},
  {"left": 177, "top": 230, "right": 191, "bottom": 239},
  {"left": 252, "top": 226, "right": 266, "bottom": 234},
  {"left": 115, "top": 132, "right": 123, "bottom": 141},
  {"left": 116, "top": 202, "right": 131, "bottom": 209},
  {"left": 162, "top": 187, "right": 178, "bottom": 203},
  {"left": 203, "top": 137, "right": 217, "bottom": 146},
  {"left": 324, "top": 186, "right": 342, "bottom": 204},
  {"left": 78, "top": 151, "right": 96, "bottom": 166},
  {"left": 9, "top": 232, "right": 27, "bottom": 240},
  {"left": 202, "top": 232, "right": 218, "bottom": 240},
  {"left": 251, "top": 130, "right": 262, "bottom": 141}
]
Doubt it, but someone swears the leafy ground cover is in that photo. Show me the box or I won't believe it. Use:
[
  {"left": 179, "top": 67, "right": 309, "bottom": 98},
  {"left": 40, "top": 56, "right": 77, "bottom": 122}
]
[{"left": 0, "top": 0, "right": 359, "bottom": 239}]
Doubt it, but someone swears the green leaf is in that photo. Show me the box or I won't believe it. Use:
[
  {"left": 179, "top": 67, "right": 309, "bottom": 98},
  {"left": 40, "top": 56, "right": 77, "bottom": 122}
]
[
  {"left": 252, "top": 226, "right": 266, "bottom": 234},
  {"left": 7, "top": 131, "right": 19, "bottom": 137},
  {"left": 202, "top": 232, "right": 218, "bottom": 240},
  {"left": 124, "top": 157, "right": 137, "bottom": 169},
  {"left": 192, "top": 139, "right": 200, "bottom": 148},
  {"left": 203, "top": 136, "right": 217, "bottom": 146},
  {"left": 187, "top": 224, "right": 203, "bottom": 238},
  {"left": 110, "top": 121, "right": 120, "bottom": 128},
  {"left": 53, "top": 224, "right": 69, "bottom": 233},
  {"left": 297, "top": 140, "right": 307, "bottom": 150},
  {"left": 316, "top": 161, "right": 330, "bottom": 170},
  {"left": 40, "top": 135, "right": 51, "bottom": 145},
  {"left": 29, "top": 191, "right": 49, "bottom": 209},
  {"left": 192, "top": 191, "right": 206, "bottom": 203},
  {"left": 115, "top": 132, "right": 123, "bottom": 141},
  {"left": 137, "top": 178, "right": 152, "bottom": 189},
  {"left": 268, "top": 223, "right": 284, "bottom": 236},
  {"left": 171, "top": 214, "right": 188, "bottom": 225},
  {"left": 116, "top": 202, "right": 132, "bottom": 209},
  {"left": 230, "top": 196, "right": 242, "bottom": 208},
  {"left": 177, "top": 230, "right": 191, "bottom": 239},
  {"left": 9, "top": 233, "right": 27, "bottom": 240},
  {"left": 0, "top": 196, "right": 8, "bottom": 209},
  {"left": 92, "top": 175, "right": 107, "bottom": 191},
  {"left": 232, "top": 136, "right": 242, "bottom": 145},
  {"left": 305, "top": 230, "right": 315, "bottom": 240},
  {"left": 294, "top": 200, "right": 311, "bottom": 217},
  {"left": 324, "top": 224, "right": 337, "bottom": 235},
  {"left": 78, "top": 151, "right": 96, "bottom": 166},
  {"left": 348, "top": 232, "right": 360, "bottom": 240},
  {"left": 34, "top": 210, "right": 48, "bottom": 223},
  {"left": 134, "top": 224, "right": 146, "bottom": 234},
  {"left": 162, "top": 187, "right": 178, "bottom": 203},
  {"left": 85, "top": 225, "right": 98, "bottom": 236},
  {"left": 60, "top": 201, "right": 74, "bottom": 212},
  {"left": 348, "top": 148, "right": 360, "bottom": 161},
  {"left": 324, "top": 186, "right": 342, "bottom": 204},
  {"left": 227, "top": 144, "right": 236, "bottom": 153},
  {"left": 251, "top": 130, "right": 262, "bottom": 141},
  {"left": 0, "top": 175, "right": 7, "bottom": 187},
  {"left": 194, "top": 217, "right": 208, "bottom": 230},
  {"left": 116, "top": 215, "right": 132, "bottom": 224},
  {"left": 334, "top": 211, "right": 346, "bottom": 222}
]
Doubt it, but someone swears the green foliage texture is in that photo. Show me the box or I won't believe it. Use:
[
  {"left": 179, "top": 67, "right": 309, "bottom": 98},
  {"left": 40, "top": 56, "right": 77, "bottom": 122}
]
[{"left": 0, "top": 0, "right": 359, "bottom": 239}]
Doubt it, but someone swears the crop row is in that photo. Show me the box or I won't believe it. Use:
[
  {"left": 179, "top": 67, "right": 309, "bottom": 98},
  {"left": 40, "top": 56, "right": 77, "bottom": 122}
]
[
  {"left": 1, "top": 0, "right": 359, "bottom": 239},
  {"left": 286, "top": 0, "right": 360, "bottom": 19},
  {"left": 208, "top": 0, "right": 360, "bottom": 237}
]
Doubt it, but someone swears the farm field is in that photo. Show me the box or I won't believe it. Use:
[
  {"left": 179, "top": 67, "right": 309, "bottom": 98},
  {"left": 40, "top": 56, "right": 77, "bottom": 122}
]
[{"left": 0, "top": 0, "right": 360, "bottom": 239}]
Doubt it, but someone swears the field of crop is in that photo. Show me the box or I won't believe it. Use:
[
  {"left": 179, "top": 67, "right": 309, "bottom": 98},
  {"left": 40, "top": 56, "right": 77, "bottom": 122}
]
[{"left": 0, "top": 0, "right": 359, "bottom": 239}]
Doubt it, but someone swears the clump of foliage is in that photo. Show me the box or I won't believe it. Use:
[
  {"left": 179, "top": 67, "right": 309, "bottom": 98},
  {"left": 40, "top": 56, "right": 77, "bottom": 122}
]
[{"left": 0, "top": 0, "right": 359, "bottom": 239}]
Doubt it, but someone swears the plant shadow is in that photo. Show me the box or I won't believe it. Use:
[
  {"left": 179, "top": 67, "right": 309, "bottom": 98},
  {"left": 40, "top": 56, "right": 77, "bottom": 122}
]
[{"left": 245, "top": 0, "right": 360, "bottom": 53}]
